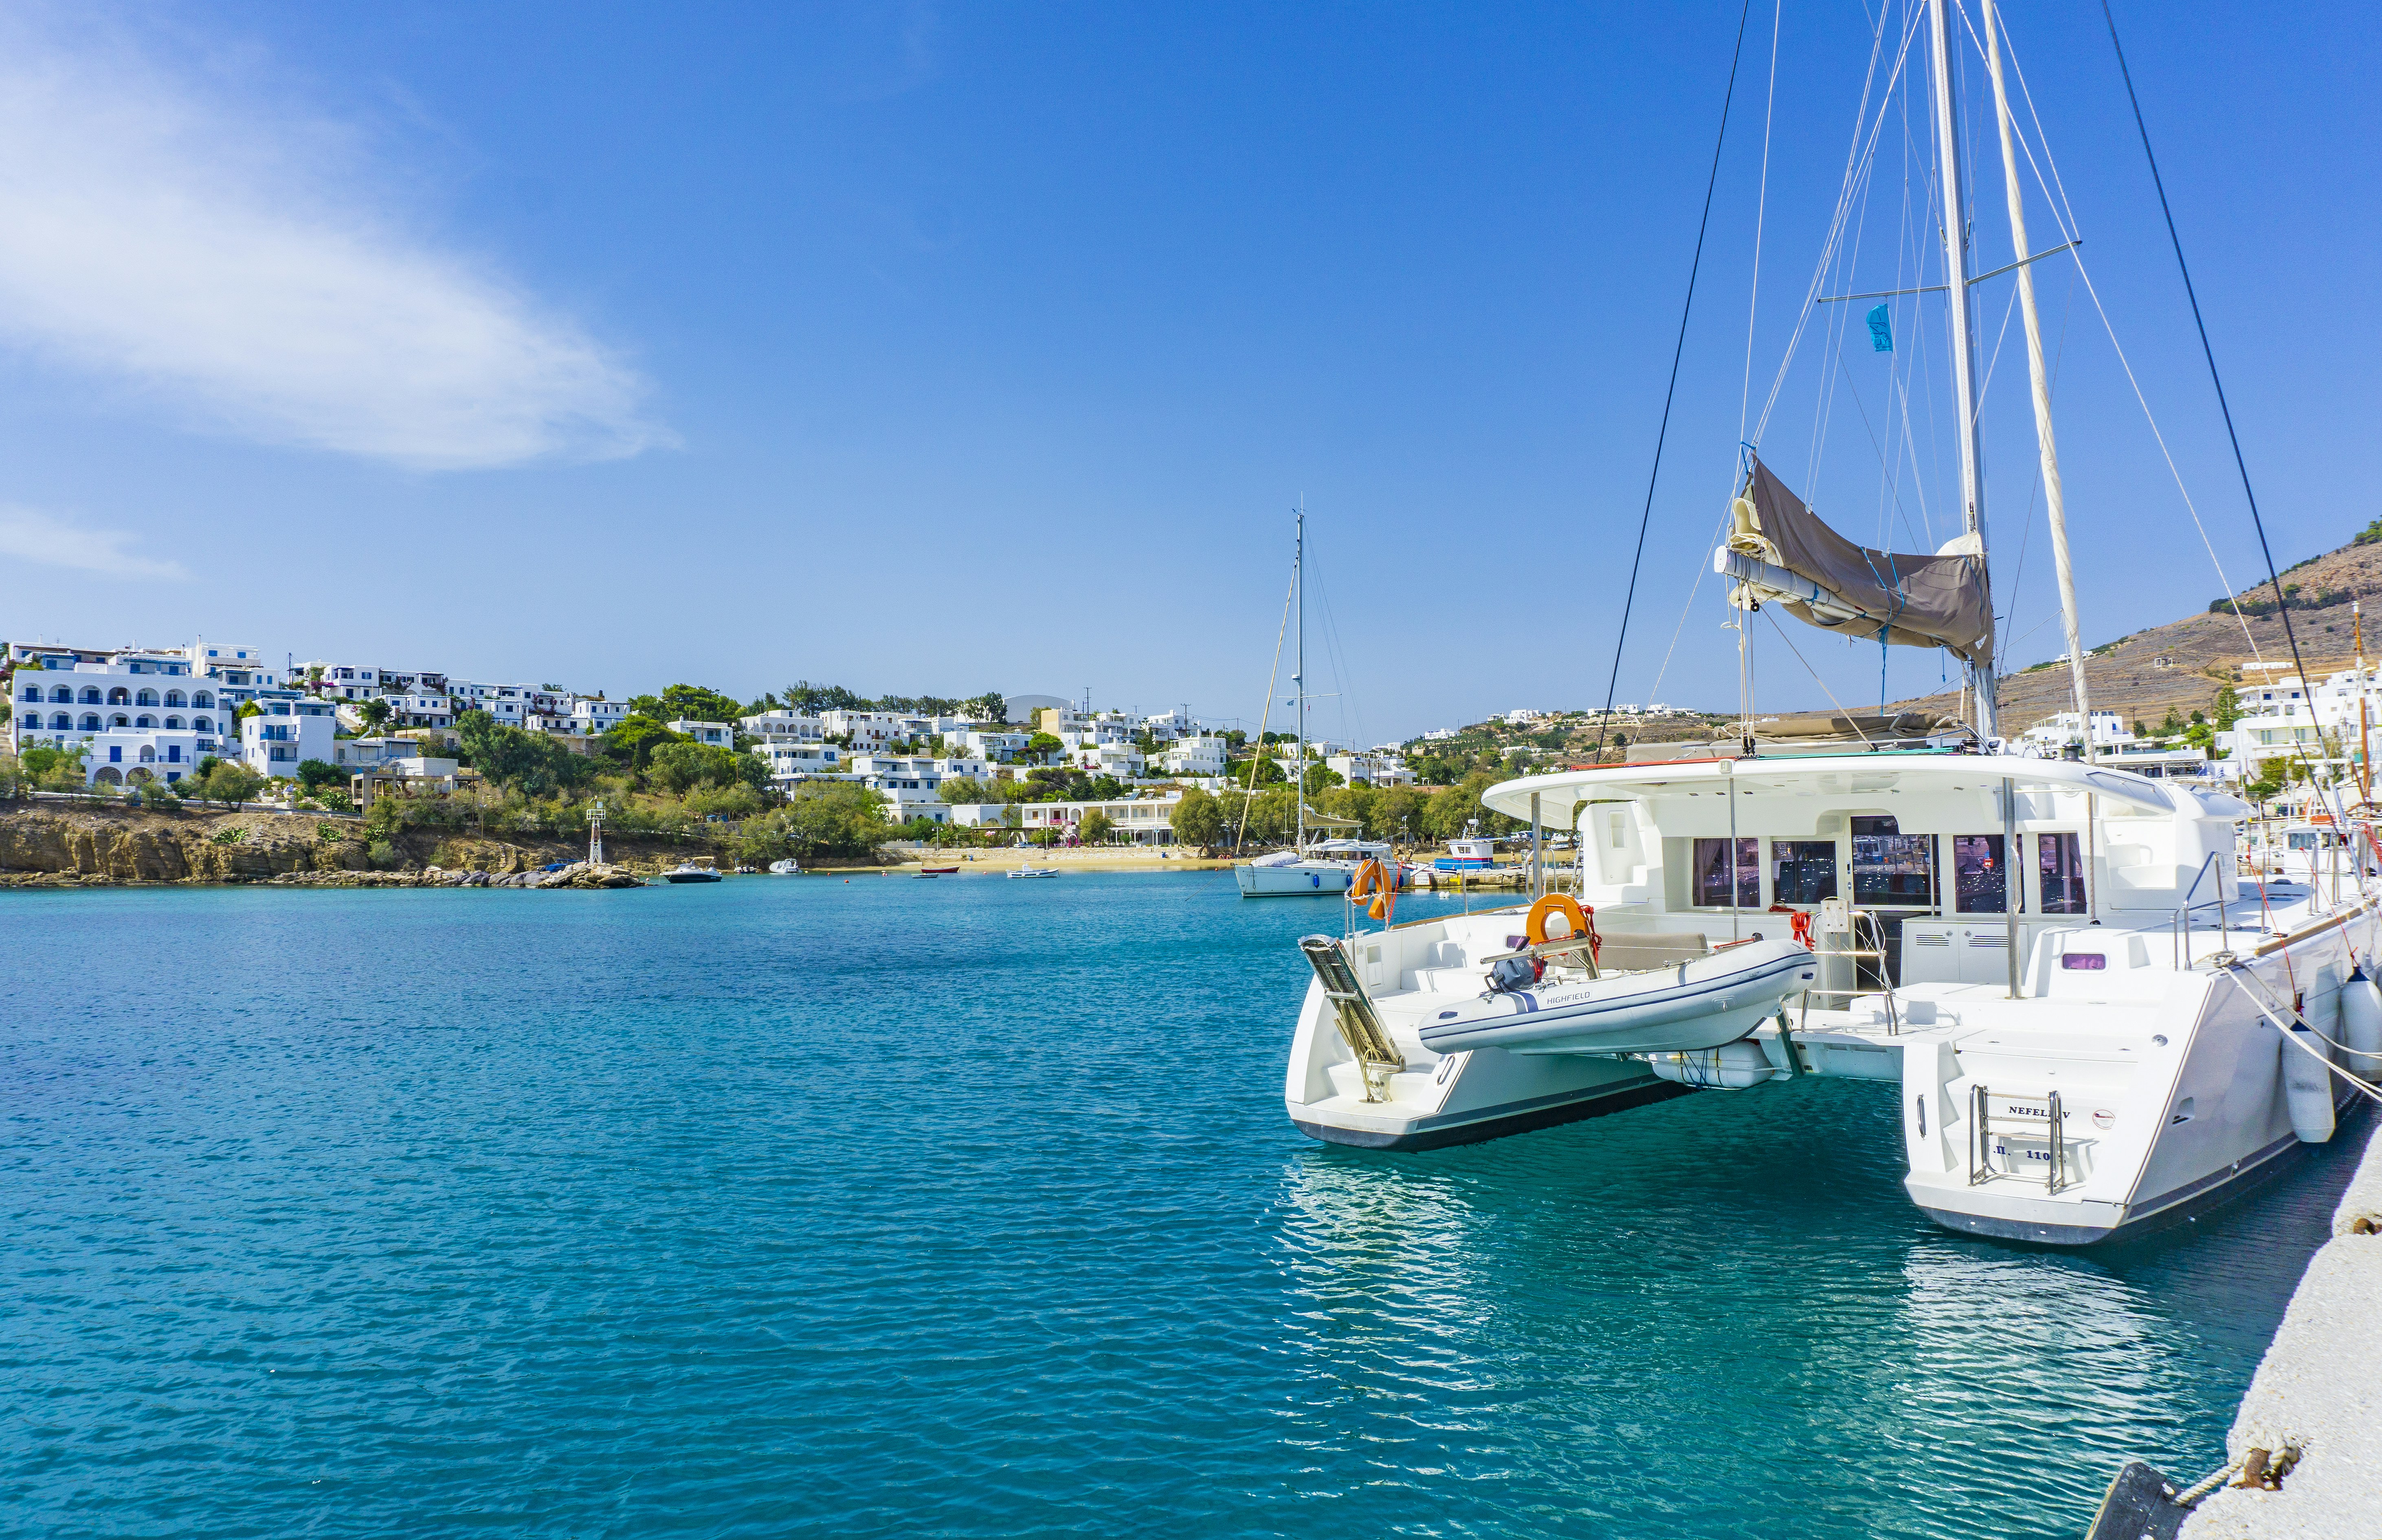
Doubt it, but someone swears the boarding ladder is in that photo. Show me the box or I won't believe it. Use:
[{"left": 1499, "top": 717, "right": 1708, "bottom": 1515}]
[
  {"left": 1968, "top": 1085, "right": 2069, "bottom": 1192},
  {"left": 1802, "top": 901, "right": 1899, "bottom": 1033},
  {"left": 1299, "top": 935, "right": 1404, "bottom": 1102}
]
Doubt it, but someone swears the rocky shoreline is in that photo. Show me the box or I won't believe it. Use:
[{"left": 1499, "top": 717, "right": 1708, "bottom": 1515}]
[{"left": 0, "top": 803, "right": 705, "bottom": 889}]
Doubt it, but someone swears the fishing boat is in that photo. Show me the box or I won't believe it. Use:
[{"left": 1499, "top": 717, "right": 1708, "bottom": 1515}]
[
  {"left": 920, "top": 864, "right": 960, "bottom": 876},
  {"left": 663, "top": 862, "right": 722, "bottom": 884},
  {"left": 767, "top": 858, "right": 800, "bottom": 875},
  {"left": 1278, "top": 0, "right": 2380, "bottom": 1244},
  {"left": 1007, "top": 865, "right": 1060, "bottom": 879}
]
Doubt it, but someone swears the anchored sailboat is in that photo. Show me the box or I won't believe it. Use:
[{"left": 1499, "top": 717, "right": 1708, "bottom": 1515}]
[{"left": 1276, "top": 0, "right": 2378, "bottom": 1242}]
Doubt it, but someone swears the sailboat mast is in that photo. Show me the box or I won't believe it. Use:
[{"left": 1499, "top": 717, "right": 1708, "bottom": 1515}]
[
  {"left": 1982, "top": 1, "right": 2085, "bottom": 759},
  {"left": 1926, "top": 0, "right": 1999, "bottom": 740},
  {"left": 1294, "top": 507, "right": 1305, "bottom": 852}
]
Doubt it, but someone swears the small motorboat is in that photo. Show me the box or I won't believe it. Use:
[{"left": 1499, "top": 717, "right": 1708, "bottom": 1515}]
[
  {"left": 767, "top": 859, "right": 800, "bottom": 875},
  {"left": 663, "top": 863, "right": 723, "bottom": 884},
  {"left": 920, "top": 864, "right": 960, "bottom": 875},
  {"left": 1007, "top": 865, "right": 1060, "bottom": 879}
]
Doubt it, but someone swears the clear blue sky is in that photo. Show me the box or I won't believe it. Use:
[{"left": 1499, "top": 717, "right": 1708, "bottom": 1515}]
[{"left": 4, "top": 2, "right": 2370, "bottom": 743}]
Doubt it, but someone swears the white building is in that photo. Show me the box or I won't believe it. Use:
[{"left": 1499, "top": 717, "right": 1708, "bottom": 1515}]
[
  {"left": 2019, "top": 711, "right": 2135, "bottom": 750},
  {"left": 947, "top": 791, "right": 1184, "bottom": 843},
  {"left": 821, "top": 709, "right": 903, "bottom": 752},
  {"left": 742, "top": 709, "right": 826, "bottom": 743},
  {"left": 10, "top": 647, "right": 223, "bottom": 787},
  {"left": 848, "top": 752, "right": 990, "bottom": 825},
  {"left": 309, "top": 663, "right": 388, "bottom": 700},
  {"left": 388, "top": 692, "right": 454, "bottom": 729},
  {"left": 1327, "top": 750, "right": 1415, "bottom": 787},
  {"left": 962, "top": 729, "right": 1030, "bottom": 762},
  {"left": 1162, "top": 735, "right": 1230, "bottom": 777},
  {"left": 668, "top": 719, "right": 733, "bottom": 747},
  {"left": 240, "top": 698, "right": 339, "bottom": 779},
  {"left": 1068, "top": 742, "right": 1144, "bottom": 779},
  {"left": 758, "top": 742, "right": 847, "bottom": 786}
]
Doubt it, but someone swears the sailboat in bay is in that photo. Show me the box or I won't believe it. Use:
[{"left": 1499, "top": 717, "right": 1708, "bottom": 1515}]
[
  {"left": 1274, "top": 0, "right": 2378, "bottom": 1243},
  {"left": 1235, "top": 508, "right": 1401, "bottom": 897}
]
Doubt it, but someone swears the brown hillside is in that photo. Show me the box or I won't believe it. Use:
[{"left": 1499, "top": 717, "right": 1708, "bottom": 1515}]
[{"left": 1891, "top": 529, "right": 2382, "bottom": 730}]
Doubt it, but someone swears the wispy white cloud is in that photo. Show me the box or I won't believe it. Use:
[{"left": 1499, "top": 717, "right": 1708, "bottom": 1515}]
[
  {"left": 0, "top": 503, "right": 185, "bottom": 578},
  {"left": 0, "top": 9, "right": 670, "bottom": 470}
]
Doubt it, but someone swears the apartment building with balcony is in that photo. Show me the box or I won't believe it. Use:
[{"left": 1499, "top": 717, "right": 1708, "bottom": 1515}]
[
  {"left": 11, "top": 647, "right": 223, "bottom": 785},
  {"left": 240, "top": 698, "right": 339, "bottom": 778}
]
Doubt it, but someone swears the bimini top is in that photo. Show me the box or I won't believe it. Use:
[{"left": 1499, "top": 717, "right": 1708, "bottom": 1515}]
[{"left": 1480, "top": 753, "right": 2250, "bottom": 824}]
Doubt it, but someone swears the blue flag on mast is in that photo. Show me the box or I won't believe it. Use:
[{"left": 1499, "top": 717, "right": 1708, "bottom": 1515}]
[{"left": 1865, "top": 303, "right": 1893, "bottom": 353}]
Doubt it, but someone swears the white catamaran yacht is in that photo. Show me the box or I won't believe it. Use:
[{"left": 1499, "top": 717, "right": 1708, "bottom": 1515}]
[{"left": 1277, "top": 0, "right": 2379, "bottom": 1244}]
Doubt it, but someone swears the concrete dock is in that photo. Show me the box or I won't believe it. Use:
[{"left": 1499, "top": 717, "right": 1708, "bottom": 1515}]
[{"left": 2162, "top": 1112, "right": 2382, "bottom": 1537}]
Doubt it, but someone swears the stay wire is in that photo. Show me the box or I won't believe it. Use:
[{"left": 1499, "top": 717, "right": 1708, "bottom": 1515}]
[
  {"left": 1591, "top": 0, "right": 1754, "bottom": 766},
  {"left": 2101, "top": 0, "right": 2329, "bottom": 820}
]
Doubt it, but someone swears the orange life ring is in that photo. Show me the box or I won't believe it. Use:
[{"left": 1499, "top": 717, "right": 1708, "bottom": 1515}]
[
  {"left": 1350, "top": 857, "right": 1398, "bottom": 923},
  {"left": 1524, "top": 894, "right": 1600, "bottom": 963}
]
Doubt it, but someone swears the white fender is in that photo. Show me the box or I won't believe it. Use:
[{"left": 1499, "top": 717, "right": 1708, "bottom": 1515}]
[
  {"left": 2342, "top": 972, "right": 2382, "bottom": 1079},
  {"left": 1649, "top": 1038, "right": 1782, "bottom": 1090},
  {"left": 2283, "top": 1024, "right": 2337, "bottom": 1143}
]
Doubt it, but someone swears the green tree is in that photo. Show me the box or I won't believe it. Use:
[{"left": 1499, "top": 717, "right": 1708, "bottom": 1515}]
[
  {"left": 649, "top": 683, "right": 746, "bottom": 725},
  {"left": 1302, "top": 763, "right": 1345, "bottom": 794},
  {"left": 2158, "top": 705, "right": 2186, "bottom": 737},
  {"left": 940, "top": 775, "right": 994, "bottom": 804},
  {"left": 235, "top": 700, "right": 264, "bottom": 721},
  {"left": 780, "top": 781, "right": 889, "bottom": 856},
  {"left": 1023, "top": 732, "right": 1064, "bottom": 763},
  {"left": 2212, "top": 685, "right": 2244, "bottom": 731},
  {"left": 356, "top": 698, "right": 393, "bottom": 735},
  {"left": 1079, "top": 810, "right": 1115, "bottom": 844},
  {"left": 183, "top": 759, "right": 268, "bottom": 809},
  {"left": 1171, "top": 785, "right": 1225, "bottom": 850},
  {"left": 784, "top": 680, "right": 868, "bottom": 713},
  {"left": 602, "top": 713, "right": 685, "bottom": 769},
  {"left": 295, "top": 759, "right": 343, "bottom": 794},
  {"left": 964, "top": 691, "right": 1006, "bottom": 722}
]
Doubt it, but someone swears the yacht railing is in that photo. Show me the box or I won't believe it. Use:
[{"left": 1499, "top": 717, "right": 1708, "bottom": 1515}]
[
  {"left": 1969, "top": 1084, "right": 2068, "bottom": 1192},
  {"left": 1803, "top": 907, "right": 1898, "bottom": 1033}
]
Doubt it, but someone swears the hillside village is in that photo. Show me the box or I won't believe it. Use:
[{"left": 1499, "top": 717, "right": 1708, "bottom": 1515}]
[{"left": 11, "top": 519, "right": 2381, "bottom": 872}]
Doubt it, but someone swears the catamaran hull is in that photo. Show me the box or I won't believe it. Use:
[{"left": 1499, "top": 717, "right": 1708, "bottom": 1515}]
[
  {"left": 1288, "top": 1047, "right": 1685, "bottom": 1151},
  {"left": 1293, "top": 1071, "right": 1690, "bottom": 1150}
]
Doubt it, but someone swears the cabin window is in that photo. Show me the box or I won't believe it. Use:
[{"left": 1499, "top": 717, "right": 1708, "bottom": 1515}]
[
  {"left": 1693, "top": 837, "right": 1760, "bottom": 908},
  {"left": 2038, "top": 832, "right": 2087, "bottom": 915},
  {"left": 1771, "top": 840, "right": 1837, "bottom": 903},
  {"left": 1852, "top": 820, "right": 1934, "bottom": 908},
  {"left": 1953, "top": 834, "right": 2009, "bottom": 913}
]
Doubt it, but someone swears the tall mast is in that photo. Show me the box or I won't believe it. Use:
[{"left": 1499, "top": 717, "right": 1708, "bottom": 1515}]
[
  {"left": 1926, "top": 0, "right": 1999, "bottom": 740},
  {"left": 1294, "top": 505, "right": 1305, "bottom": 852},
  {"left": 1982, "top": 1, "right": 2083, "bottom": 758}
]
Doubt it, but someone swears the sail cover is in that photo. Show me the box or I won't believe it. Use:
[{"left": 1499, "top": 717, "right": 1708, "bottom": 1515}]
[{"left": 1722, "top": 456, "right": 1994, "bottom": 666}]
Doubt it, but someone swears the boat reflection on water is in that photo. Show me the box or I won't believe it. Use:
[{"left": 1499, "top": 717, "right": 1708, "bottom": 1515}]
[{"left": 1267, "top": 1076, "right": 2365, "bottom": 1539}]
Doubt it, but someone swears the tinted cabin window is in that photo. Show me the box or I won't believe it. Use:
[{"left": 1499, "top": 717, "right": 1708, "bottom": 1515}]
[
  {"left": 1953, "top": 834, "right": 2008, "bottom": 913},
  {"left": 1694, "top": 837, "right": 1760, "bottom": 908},
  {"left": 1771, "top": 840, "right": 1837, "bottom": 903},
  {"left": 2038, "top": 832, "right": 2087, "bottom": 915},
  {"left": 1852, "top": 820, "right": 1934, "bottom": 907}
]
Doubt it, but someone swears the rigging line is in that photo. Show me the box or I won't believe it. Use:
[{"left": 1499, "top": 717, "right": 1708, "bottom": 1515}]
[
  {"left": 1832, "top": 352, "right": 1927, "bottom": 549},
  {"left": 1750, "top": 5, "right": 1927, "bottom": 443},
  {"left": 1763, "top": 609, "right": 1876, "bottom": 746},
  {"left": 1738, "top": 0, "right": 1783, "bottom": 446},
  {"left": 1590, "top": 0, "right": 1755, "bottom": 766},
  {"left": 1233, "top": 555, "right": 1297, "bottom": 852},
  {"left": 2000, "top": 20, "right": 2262, "bottom": 669},
  {"left": 2102, "top": 0, "right": 2312, "bottom": 778}
]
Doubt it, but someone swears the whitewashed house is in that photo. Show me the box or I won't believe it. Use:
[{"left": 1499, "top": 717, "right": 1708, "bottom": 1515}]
[
  {"left": 1162, "top": 735, "right": 1230, "bottom": 777},
  {"left": 742, "top": 709, "right": 826, "bottom": 743},
  {"left": 240, "top": 698, "right": 339, "bottom": 778},
  {"left": 668, "top": 719, "right": 733, "bottom": 747}
]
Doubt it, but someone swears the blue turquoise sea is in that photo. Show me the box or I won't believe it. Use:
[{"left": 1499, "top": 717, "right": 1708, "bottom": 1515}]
[{"left": 2, "top": 873, "right": 2362, "bottom": 1538}]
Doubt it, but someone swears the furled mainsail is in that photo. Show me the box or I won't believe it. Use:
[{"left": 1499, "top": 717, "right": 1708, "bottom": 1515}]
[{"left": 1714, "top": 456, "right": 1994, "bottom": 666}]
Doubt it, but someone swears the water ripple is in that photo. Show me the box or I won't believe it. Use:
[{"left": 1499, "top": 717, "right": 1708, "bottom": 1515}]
[{"left": 0, "top": 877, "right": 2359, "bottom": 1538}]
